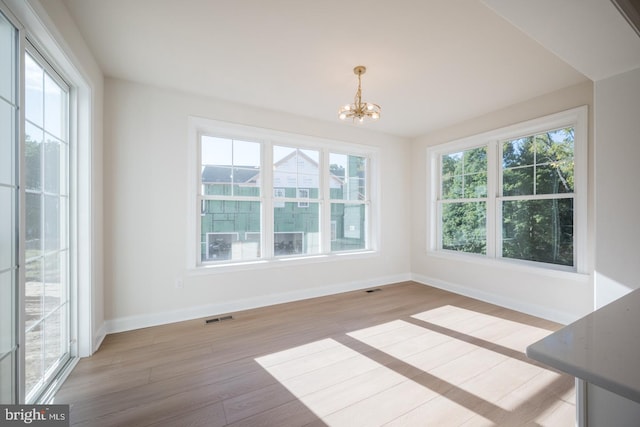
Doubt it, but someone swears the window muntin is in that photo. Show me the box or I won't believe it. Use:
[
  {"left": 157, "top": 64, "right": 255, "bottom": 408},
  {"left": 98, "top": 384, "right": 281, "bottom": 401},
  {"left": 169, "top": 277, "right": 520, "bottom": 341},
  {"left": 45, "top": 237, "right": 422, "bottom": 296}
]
[
  {"left": 430, "top": 107, "right": 586, "bottom": 272},
  {"left": 193, "top": 122, "right": 375, "bottom": 266}
]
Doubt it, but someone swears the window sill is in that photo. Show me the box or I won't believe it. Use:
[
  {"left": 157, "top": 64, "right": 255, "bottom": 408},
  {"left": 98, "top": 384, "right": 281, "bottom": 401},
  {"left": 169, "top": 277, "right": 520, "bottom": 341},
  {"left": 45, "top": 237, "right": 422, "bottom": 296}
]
[
  {"left": 426, "top": 249, "right": 589, "bottom": 282},
  {"left": 187, "top": 250, "right": 379, "bottom": 276}
]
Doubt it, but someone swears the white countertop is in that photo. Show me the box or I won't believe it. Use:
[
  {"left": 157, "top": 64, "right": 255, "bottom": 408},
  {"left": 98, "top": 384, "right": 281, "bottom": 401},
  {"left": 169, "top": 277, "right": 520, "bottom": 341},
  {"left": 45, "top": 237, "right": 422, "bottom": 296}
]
[{"left": 526, "top": 287, "right": 640, "bottom": 403}]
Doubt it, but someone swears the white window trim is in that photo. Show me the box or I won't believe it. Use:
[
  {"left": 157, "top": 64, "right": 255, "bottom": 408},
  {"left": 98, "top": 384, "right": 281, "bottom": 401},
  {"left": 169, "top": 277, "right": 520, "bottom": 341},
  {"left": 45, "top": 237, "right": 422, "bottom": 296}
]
[
  {"left": 187, "top": 117, "right": 380, "bottom": 273},
  {"left": 427, "top": 106, "right": 588, "bottom": 274}
]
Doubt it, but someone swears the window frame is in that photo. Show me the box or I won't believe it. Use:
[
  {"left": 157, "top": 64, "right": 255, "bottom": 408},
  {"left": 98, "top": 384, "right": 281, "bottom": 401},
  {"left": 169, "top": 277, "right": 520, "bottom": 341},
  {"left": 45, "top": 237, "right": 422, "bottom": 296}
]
[
  {"left": 427, "top": 106, "right": 588, "bottom": 274},
  {"left": 187, "top": 117, "right": 379, "bottom": 271}
]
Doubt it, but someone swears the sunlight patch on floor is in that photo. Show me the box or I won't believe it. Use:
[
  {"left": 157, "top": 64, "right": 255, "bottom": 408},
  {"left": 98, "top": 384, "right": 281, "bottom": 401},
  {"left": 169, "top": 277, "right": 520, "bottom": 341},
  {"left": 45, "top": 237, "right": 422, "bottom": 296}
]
[
  {"left": 254, "top": 306, "right": 574, "bottom": 426},
  {"left": 255, "top": 338, "right": 444, "bottom": 426}
]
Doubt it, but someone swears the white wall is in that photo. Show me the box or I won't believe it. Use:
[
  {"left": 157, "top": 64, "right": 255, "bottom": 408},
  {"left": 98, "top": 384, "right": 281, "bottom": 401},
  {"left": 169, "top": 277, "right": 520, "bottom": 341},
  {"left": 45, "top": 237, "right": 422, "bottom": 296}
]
[
  {"left": 410, "top": 81, "right": 595, "bottom": 324},
  {"left": 594, "top": 67, "right": 640, "bottom": 309},
  {"left": 103, "top": 78, "right": 411, "bottom": 332}
]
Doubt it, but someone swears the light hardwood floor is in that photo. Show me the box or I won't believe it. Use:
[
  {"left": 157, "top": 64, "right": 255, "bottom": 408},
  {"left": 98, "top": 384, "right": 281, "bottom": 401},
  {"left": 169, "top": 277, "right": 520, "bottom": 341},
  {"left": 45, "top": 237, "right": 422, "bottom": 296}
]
[{"left": 55, "top": 282, "right": 575, "bottom": 426}]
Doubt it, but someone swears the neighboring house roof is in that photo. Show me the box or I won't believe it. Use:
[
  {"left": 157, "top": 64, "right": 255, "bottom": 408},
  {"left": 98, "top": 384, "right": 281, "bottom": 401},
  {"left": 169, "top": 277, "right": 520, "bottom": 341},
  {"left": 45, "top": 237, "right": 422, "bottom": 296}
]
[
  {"left": 201, "top": 166, "right": 259, "bottom": 184},
  {"left": 201, "top": 150, "right": 350, "bottom": 186}
]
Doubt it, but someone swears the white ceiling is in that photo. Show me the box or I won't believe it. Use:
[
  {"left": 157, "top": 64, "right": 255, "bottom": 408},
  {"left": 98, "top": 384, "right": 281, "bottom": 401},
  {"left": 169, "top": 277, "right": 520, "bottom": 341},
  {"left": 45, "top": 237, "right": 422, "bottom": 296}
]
[{"left": 61, "top": 0, "right": 638, "bottom": 138}]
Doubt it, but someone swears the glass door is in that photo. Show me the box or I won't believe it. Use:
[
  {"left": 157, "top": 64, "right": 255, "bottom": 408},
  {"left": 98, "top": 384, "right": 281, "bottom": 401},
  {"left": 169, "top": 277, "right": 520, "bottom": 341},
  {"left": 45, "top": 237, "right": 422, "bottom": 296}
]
[
  {"left": 0, "top": 10, "right": 18, "bottom": 404},
  {"left": 23, "top": 46, "right": 70, "bottom": 403}
]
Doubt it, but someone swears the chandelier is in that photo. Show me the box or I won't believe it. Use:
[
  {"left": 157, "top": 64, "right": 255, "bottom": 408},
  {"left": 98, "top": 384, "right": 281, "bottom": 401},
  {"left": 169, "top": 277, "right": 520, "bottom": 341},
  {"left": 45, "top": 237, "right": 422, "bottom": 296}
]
[{"left": 338, "top": 65, "right": 381, "bottom": 123}]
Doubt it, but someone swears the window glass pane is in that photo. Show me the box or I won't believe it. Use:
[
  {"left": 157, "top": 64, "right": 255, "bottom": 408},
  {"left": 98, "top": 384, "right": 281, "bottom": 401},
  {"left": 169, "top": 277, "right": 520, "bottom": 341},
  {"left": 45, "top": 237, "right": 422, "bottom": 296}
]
[
  {"left": 25, "top": 54, "right": 43, "bottom": 127},
  {"left": 535, "top": 128, "right": 574, "bottom": 194},
  {"left": 202, "top": 166, "right": 232, "bottom": 196},
  {"left": 503, "top": 166, "right": 533, "bottom": 196},
  {"left": 25, "top": 259, "right": 43, "bottom": 330},
  {"left": 0, "top": 101, "right": 14, "bottom": 186},
  {"left": 274, "top": 202, "right": 320, "bottom": 256},
  {"left": 24, "top": 323, "right": 42, "bottom": 397},
  {"left": 59, "top": 144, "right": 68, "bottom": 197},
  {"left": 273, "top": 146, "right": 320, "bottom": 199},
  {"left": 442, "top": 147, "right": 486, "bottom": 199},
  {"left": 331, "top": 203, "right": 366, "bottom": 251},
  {"left": 463, "top": 148, "right": 487, "bottom": 198},
  {"left": 44, "top": 73, "right": 65, "bottom": 140},
  {"left": 503, "top": 137, "right": 534, "bottom": 168},
  {"left": 44, "top": 195, "right": 60, "bottom": 252},
  {"left": 329, "top": 153, "right": 366, "bottom": 201},
  {"left": 25, "top": 122, "right": 42, "bottom": 191},
  {"left": 0, "top": 351, "right": 14, "bottom": 403},
  {"left": 25, "top": 193, "right": 41, "bottom": 256},
  {"left": 44, "top": 252, "right": 62, "bottom": 314},
  {"left": 535, "top": 128, "right": 574, "bottom": 164},
  {"left": 442, "top": 175, "right": 462, "bottom": 199},
  {"left": 0, "top": 15, "right": 15, "bottom": 102},
  {"left": 201, "top": 136, "right": 261, "bottom": 197},
  {"left": 502, "top": 198, "right": 573, "bottom": 266},
  {"left": 0, "top": 271, "right": 13, "bottom": 354},
  {"left": 200, "top": 200, "right": 261, "bottom": 262},
  {"left": 441, "top": 152, "right": 462, "bottom": 199},
  {"left": 0, "top": 187, "right": 11, "bottom": 270},
  {"left": 44, "top": 139, "right": 60, "bottom": 194},
  {"left": 44, "top": 305, "right": 66, "bottom": 373},
  {"left": 536, "top": 162, "right": 574, "bottom": 194},
  {"left": 441, "top": 202, "right": 486, "bottom": 254}
]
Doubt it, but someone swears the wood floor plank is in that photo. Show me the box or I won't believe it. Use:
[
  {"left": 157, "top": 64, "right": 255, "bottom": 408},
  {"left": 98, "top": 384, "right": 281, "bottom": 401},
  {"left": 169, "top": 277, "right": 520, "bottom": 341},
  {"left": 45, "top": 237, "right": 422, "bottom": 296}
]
[{"left": 55, "top": 281, "right": 575, "bottom": 426}]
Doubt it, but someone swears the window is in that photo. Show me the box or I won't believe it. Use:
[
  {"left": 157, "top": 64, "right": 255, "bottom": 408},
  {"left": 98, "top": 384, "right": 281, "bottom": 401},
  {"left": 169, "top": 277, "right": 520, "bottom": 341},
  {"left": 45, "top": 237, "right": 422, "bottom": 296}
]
[
  {"left": 0, "top": 10, "right": 18, "bottom": 404},
  {"left": 440, "top": 146, "right": 487, "bottom": 254},
  {"left": 23, "top": 47, "right": 71, "bottom": 403},
  {"left": 501, "top": 128, "right": 574, "bottom": 266},
  {"left": 200, "top": 136, "right": 261, "bottom": 263},
  {"left": 190, "top": 118, "right": 376, "bottom": 267},
  {"left": 428, "top": 107, "right": 587, "bottom": 272},
  {"left": 329, "top": 153, "right": 368, "bottom": 252}
]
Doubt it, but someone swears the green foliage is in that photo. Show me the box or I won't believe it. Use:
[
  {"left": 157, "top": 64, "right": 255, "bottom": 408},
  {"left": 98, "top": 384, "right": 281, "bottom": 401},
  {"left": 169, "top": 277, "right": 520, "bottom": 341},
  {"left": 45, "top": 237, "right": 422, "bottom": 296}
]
[
  {"left": 442, "top": 202, "right": 486, "bottom": 254},
  {"left": 502, "top": 199, "right": 573, "bottom": 266}
]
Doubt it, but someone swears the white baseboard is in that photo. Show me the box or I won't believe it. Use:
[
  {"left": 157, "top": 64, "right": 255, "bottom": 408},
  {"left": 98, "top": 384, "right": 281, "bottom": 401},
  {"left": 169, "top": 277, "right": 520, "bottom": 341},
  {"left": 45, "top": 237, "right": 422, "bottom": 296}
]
[
  {"left": 412, "top": 273, "right": 579, "bottom": 325},
  {"left": 105, "top": 273, "right": 412, "bottom": 334},
  {"left": 93, "top": 322, "right": 107, "bottom": 353}
]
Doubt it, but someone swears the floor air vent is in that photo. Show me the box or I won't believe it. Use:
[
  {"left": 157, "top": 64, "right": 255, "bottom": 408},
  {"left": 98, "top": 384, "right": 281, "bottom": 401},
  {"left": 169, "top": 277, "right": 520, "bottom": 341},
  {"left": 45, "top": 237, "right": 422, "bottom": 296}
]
[
  {"left": 205, "top": 315, "right": 234, "bottom": 324},
  {"left": 365, "top": 288, "right": 382, "bottom": 293}
]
